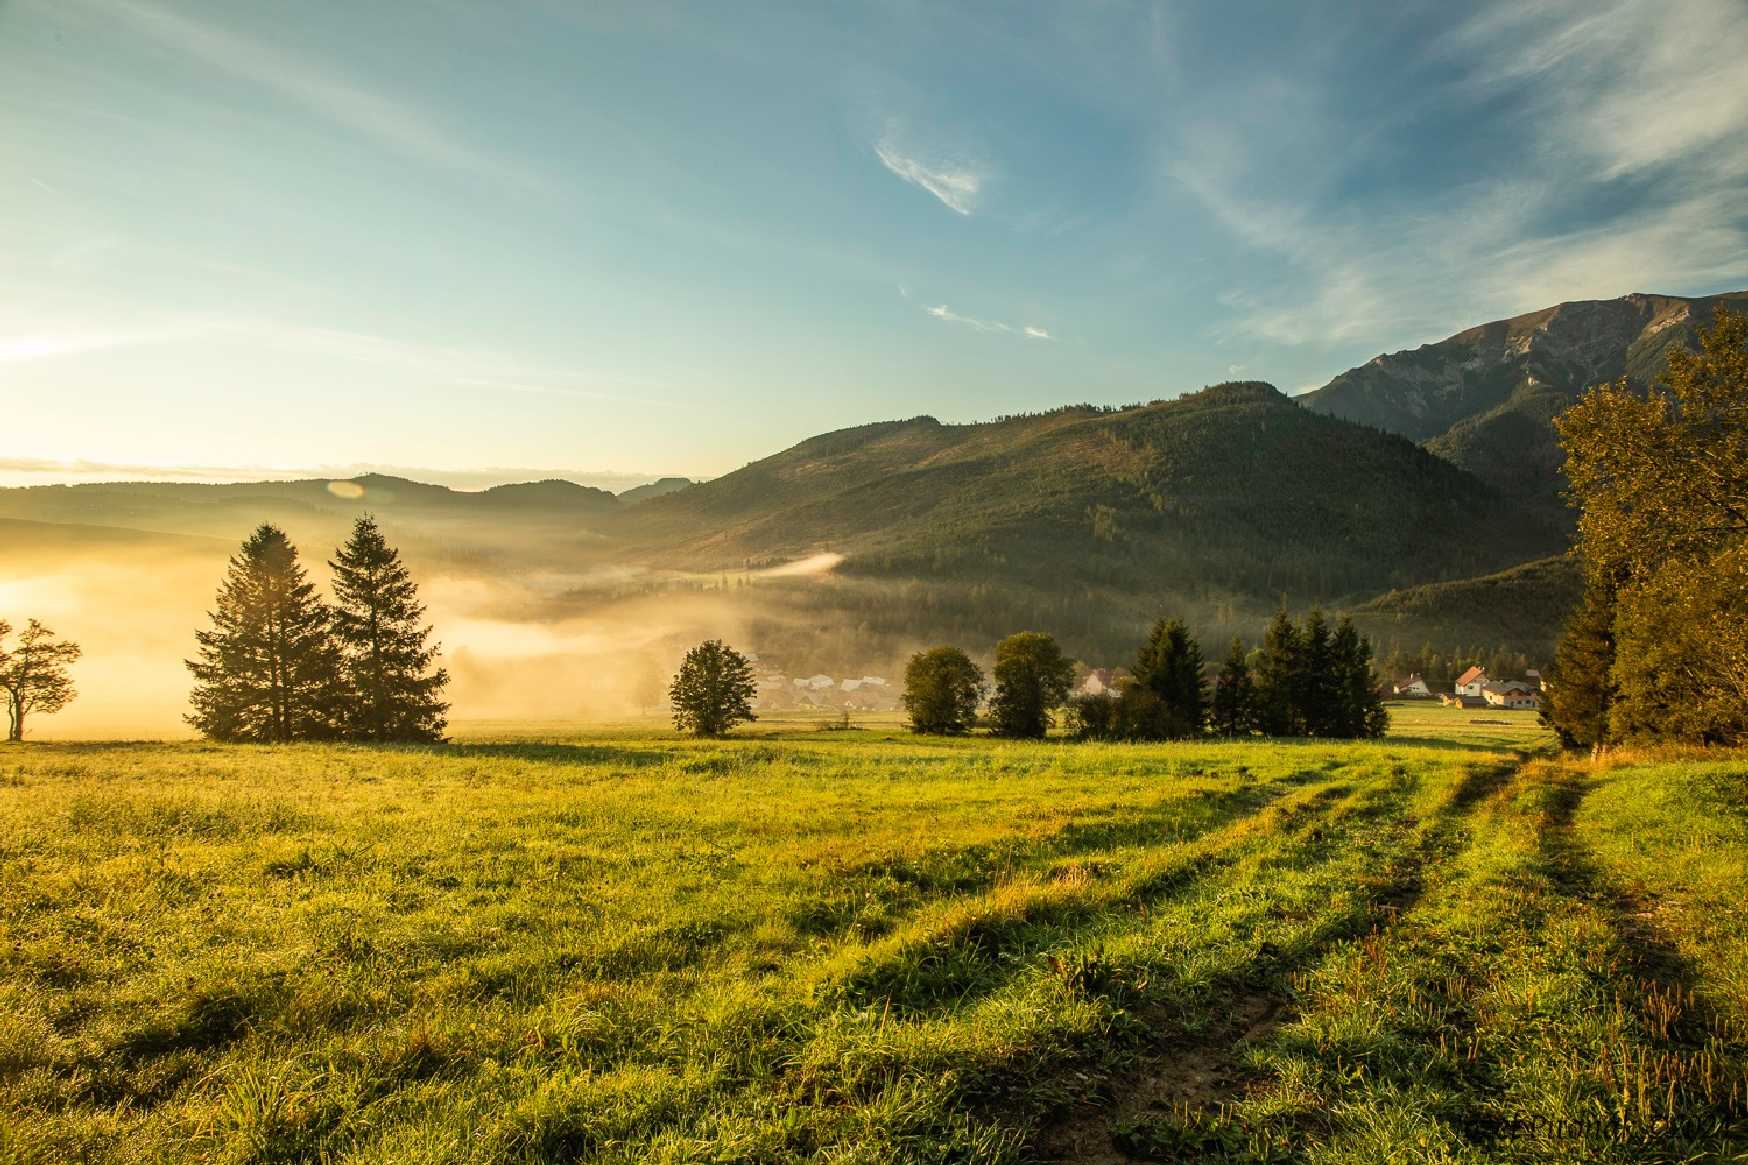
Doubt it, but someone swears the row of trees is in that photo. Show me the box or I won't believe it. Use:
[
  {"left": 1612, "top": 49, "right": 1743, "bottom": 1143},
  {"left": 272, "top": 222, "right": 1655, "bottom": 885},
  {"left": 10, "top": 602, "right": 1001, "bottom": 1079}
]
[
  {"left": 0, "top": 619, "right": 81, "bottom": 740},
  {"left": 1546, "top": 309, "right": 1748, "bottom": 747},
  {"left": 894, "top": 611, "right": 1387, "bottom": 741},
  {"left": 186, "top": 518, "right": 450, "bottom": 742},
  {"left": 1070, "top": 610, "right": 1387, "bottom": 740}
]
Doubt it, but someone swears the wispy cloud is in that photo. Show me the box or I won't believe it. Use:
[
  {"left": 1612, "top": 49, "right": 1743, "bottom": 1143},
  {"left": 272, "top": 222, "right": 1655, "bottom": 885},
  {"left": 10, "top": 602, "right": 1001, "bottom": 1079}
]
[
  {"left": 76, "top": 0, "right": 538, "bottom": 188},
  {"left": 0, "top": 313, "right": 671, "bottom": 407},
  {"left": 874, "top": 124, "right": 985, "bottom": 215},
  {"left": 922, "top": 302, "right": 1053, "bottom": 340},
  {"left": 1174, "top": 0, "right": 1748, "bottom": 360},
  {"left": 0, "top": 323, "right": 208, "bottom": 364}
]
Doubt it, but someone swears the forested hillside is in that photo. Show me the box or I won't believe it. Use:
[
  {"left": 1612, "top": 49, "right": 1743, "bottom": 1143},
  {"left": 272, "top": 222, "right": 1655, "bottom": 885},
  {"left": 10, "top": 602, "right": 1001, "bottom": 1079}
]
[{"left": 632, "top": 382, "right": 1564, "bottom": 599}]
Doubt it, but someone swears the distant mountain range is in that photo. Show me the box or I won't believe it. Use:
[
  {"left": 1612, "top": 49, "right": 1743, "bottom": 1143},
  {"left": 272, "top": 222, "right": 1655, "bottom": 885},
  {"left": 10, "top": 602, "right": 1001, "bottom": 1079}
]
[
  {"left": 1299, "top": 289, "right": 1748, "bottom": 507},
  {"left": 6, "top": 287, "right": 1737, "bottom": 662}
]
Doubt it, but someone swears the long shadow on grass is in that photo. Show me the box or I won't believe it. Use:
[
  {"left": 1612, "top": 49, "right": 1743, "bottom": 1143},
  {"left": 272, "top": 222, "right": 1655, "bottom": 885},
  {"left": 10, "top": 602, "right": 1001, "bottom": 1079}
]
[
  {"left": 1214, "top": 765, "right": 1746, "bottom": 1163},
  {"left": 821, "top": 772, "right": 1348, "bottom": 1014},
  {"left": 1033, "top": 765, "right": 1497, "bottom": 1163}
]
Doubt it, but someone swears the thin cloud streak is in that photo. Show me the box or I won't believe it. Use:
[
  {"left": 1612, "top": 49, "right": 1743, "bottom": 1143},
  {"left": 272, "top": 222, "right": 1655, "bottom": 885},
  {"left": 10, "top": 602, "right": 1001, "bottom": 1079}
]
[
  {"left": 0, "top": 313, "right": 670, "bottom": 407},
  {"left": 922, "top": 303, "right": 1053, "bottom": 340},
  {"left": 79, "top": 0, "right": 540, "bottom": 189},
  {"left": 874, "top": 128, "right": 984, "bottom": 215}
]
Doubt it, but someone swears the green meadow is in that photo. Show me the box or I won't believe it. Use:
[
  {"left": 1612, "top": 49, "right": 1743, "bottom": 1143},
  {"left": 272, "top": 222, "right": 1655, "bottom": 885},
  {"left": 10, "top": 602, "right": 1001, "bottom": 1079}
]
[{"left": 3, "top": 706, "right": 1745, "bottom": 1163}]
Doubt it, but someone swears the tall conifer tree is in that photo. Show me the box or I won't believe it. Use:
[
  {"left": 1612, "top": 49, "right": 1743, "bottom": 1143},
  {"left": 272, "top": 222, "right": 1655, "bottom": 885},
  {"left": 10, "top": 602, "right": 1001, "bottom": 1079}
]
[
  {"left": 1297, "top": 608, "right": 1339, "bottom": 736},
  {"left": 329, "top": 515, "right": 449, "bottom": 742},
  {"left": 1210, "top": 637, "right": 1256, "bottom": 737},
  {"left": 1331, "top": 616, "right": 1388, "bottom": 738},
  {"left": 187, "top": 524, "right": 343, "bottom": 742},
  {"left": 1132, "top": 617, "right": 1207, "bottom": 738},
  {"left": 1253, "top": 607, "right": 1300, "bottom": 736}
]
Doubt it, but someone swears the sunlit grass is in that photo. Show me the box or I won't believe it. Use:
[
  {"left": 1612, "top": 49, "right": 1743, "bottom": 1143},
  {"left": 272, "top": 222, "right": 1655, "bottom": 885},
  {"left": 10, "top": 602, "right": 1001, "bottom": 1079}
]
[{"left": 1, "top": 716, "right": 1741, "bottom": 1163}]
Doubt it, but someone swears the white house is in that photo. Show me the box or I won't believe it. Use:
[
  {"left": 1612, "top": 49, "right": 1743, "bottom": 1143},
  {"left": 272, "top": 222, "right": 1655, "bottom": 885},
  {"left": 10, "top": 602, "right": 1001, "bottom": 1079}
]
[
  {"left": 1455, "top": 666, "right": 1488, "bottom": 698},
  {"left": 1392, "top": 674, "right": 1430, "bottom": 698},
  {"left": 1482, "top": 679, "right": 1539, "bottom": 710}
]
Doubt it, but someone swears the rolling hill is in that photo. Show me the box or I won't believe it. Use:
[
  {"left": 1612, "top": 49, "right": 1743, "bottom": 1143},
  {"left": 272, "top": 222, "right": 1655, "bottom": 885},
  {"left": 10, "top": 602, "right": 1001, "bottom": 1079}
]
[
  {"left": 630, "top": 381, "right": 1565, "bottom": 601},
  {"left": 1298, "top": 289, "right": 1748, "bottom": 506},
  {"left": 1348, "top": 554, "right": 1584, "bottom": 659}
]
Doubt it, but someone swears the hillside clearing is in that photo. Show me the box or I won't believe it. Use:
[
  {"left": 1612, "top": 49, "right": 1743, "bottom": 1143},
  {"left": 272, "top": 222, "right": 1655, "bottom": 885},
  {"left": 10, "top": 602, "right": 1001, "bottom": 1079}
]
[{"left": 1, "top": 715, "right": 1744, "bottom": 1163}]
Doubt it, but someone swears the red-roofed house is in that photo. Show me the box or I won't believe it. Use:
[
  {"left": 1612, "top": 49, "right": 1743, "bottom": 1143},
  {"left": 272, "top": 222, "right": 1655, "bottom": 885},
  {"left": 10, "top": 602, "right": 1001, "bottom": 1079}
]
[{"left": 1455, "top": 666, "right": 1487, "bottom": 698}]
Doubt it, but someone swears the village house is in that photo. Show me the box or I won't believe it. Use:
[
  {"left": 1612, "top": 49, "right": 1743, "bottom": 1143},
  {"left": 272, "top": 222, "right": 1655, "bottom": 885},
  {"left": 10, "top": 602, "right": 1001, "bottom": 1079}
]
[
  {"left": 1392, "top": 674, "right": 1431, "bottom": 698},
  {"left": 1454, "top": 666, "right": 1488, "bottom": 698},
  {"left": 1482, "top": 680, "right": 1540, "bottom": 711}
]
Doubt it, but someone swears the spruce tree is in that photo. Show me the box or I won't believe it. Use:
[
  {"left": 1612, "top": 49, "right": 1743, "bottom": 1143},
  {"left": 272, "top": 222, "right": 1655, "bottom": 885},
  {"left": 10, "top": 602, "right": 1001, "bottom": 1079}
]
[
  {"left": 1331, "top": 616, "right": 1388, "bottom": 738},
  {"left": 1297, "top": 608, "right": 1337, "bottom": 736},
  {"left": 186, "top": 524, "right": 343, "bottom": 742},
  {"left": 1131, "top": 617, "right": 1207, "bottom": 738},
  {"left": 329, "top": 515, "right": 449, "bottom": 743},
  {"left": 1252, "top": 607, "right": 1300, "bottom": 736},
  {"left": 1210, "top": 637, "right": 1255, "bottom": 737}
]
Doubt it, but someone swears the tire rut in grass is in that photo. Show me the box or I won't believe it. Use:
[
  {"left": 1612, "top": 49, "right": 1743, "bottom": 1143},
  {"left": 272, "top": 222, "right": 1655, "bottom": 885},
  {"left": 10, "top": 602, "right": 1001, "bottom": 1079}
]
[
  {"left": 1033, "top": 770, "right": 1450, "bottom": 1164},
  {"left": 822, "top": 779, "right": 1352, "bottom": 1021}
]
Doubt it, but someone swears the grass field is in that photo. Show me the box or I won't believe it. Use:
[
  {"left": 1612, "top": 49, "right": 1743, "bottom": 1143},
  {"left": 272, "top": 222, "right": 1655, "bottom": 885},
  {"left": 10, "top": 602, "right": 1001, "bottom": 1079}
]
[{"left": 2, "top": 706, "right": 1745, "bottom": 1163}]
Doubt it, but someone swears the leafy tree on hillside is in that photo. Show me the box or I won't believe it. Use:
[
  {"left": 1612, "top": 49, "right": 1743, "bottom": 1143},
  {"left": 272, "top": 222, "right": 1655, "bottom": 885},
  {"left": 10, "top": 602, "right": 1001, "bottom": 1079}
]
[
  {"left": 1210, "top": 637, "right": 1255, "bottom": 737},
  {"left": 670, "top": 640, "right": 757, "bottom": 737},
  {"left": 187, "top": 524, "right": 344, "bottom": 742},
  {"left": 1555, "top": 308, "right": 1748, "bottom": 743},
  {"left": 329, "top": 516, "right": 449, "bottom": 742},
  {"left": 1131, "top": 617, "right": 1208, "bottom": 738},
  {"left": 988, "top": 632, "right": 1074, "bottom": 739},
  {"left": 0, "top": 619, "right": 81, "bottom": 740},
  {"left": 902, "top": 646, "right": 984, "bottom": 734},
  {"left": 1252, "top": 608, "right": 1300, "bottom": 736}
]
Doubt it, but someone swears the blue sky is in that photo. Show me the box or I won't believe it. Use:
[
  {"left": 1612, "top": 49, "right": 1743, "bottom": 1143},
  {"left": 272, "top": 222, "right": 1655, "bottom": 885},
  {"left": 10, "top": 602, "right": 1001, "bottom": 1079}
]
[{"left": 4, "top": 0, "right": 1747, "bottom": 486}]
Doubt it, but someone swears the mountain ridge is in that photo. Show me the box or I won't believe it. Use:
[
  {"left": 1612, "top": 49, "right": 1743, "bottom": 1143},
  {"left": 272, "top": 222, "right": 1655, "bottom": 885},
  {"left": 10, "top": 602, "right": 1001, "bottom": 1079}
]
[{"left": 1298, "top": 288, "right": 1748, "bottom": 503}]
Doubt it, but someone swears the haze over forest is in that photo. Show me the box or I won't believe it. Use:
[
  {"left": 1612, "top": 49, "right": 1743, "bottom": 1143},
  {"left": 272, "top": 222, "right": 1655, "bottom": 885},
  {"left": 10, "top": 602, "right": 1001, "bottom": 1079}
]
[{"left": 4, "top": 2, "right": 1747, "bottom": 735}]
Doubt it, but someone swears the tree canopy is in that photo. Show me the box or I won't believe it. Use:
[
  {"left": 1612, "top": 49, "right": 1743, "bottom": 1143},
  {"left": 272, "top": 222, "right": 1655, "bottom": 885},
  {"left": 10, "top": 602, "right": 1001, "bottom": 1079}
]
[
  {"left": 902, "top": 646, "right": 984, "bottom": 734},
  {"left": 988, "top": 632, "right": 1074, "bottom": 739},
  {"left": 0, "top": 619, "right": 81, "bottom": 740},
  {"left": 1551, "top": 308, "right": 1748, "bottom": 745},
  {"left": 670, "top": 640, "right": 758, "bottom": 737}
]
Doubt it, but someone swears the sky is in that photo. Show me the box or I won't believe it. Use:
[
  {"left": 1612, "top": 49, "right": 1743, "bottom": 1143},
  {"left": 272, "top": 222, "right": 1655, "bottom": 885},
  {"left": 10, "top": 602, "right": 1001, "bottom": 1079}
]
[{"left": 4, "top": 0, "right": 1748, "bottom": 486}]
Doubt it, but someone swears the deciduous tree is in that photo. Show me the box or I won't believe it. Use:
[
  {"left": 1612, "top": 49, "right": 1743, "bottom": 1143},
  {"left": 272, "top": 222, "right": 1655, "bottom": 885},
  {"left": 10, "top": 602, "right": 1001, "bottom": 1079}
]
[
  {"left": 0, "top": 619, "right": 81, "bottom": 740},
  {"left": 902, "top": 646, "right": 984, "bottom": 734},
  {"left": 988, "top": 631, "right": 1074, "bottom": 739},
  {"left": 1555, "top": 308, "right": 1748, "bottom": 743},
  {"left": 670, "top": 639, "right": 757, "bottom": 737}
]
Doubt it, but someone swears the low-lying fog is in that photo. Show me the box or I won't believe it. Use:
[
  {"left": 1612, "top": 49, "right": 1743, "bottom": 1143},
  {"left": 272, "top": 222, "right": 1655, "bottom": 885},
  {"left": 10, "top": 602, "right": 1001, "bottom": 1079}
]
[{"left": 0, "top": 527, "right": 882, "bottom": 739}]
